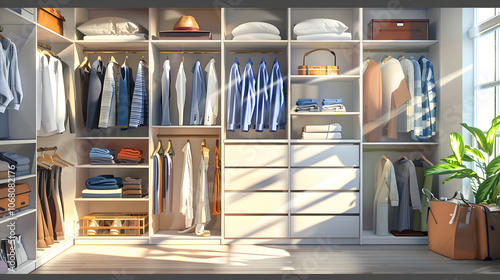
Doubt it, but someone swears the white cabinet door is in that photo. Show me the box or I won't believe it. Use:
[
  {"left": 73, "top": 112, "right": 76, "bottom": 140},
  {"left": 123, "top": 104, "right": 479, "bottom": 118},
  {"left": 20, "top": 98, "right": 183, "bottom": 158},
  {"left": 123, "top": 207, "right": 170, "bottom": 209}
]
[
  {"left": 290, "top": 168, "right": 359, "bottom": 191},
  {"left": 291, "top": 192, "right": 359, "bottom": 214},
  {"left": 225, "top": 216, "right": 288, "bottom": 238},
  {"left": 225, "top": 168, "right": 288, "bottom": 191},
  {"left": 291, "top": 215, "right": 360, "bottom": 238},
  {"left": 290, "top": 144, "right": 359, "bottom": 167},
  {"left": 225, "top": 193, "right": 288, "bottom": 214},
  {"left": 225, "top": 144, "right": 288, "bottom": 167}
]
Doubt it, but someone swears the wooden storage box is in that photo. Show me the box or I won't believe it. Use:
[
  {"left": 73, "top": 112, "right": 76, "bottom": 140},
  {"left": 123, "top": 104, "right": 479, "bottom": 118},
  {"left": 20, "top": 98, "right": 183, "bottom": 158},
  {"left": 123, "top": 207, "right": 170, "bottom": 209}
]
[
  {"left": 367, "top": 19, "right": 429, "bottom": 40},
  {"left": 0, "top": 183, "right": 31, "bottom": 215},
  {"left": 78, "top": 212, "right": 148, "bottom": 236},
  {"left": 37, "top": 8, "right": 66, "bottom": 36}
]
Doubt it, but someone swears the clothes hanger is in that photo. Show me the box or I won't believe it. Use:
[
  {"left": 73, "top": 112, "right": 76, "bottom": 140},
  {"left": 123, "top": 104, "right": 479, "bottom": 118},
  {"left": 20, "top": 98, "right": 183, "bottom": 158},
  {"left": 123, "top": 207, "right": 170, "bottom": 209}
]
[
  {"left": 166, "top": 139, "right": 175, "bottom": 156},
  {"left": 122, "top": 56, "right": 128, "bottom": 67},
  {"left": 201, "top": 139, "right": 206, "bottom": 153},
  {"left": 37, "top": 150, "right": 53, "bottom": 170},
  {"left": 52, "top": 147, "right": 74, "bottom": 167},
  {"left": 43, "top": 152, "right": 66, "bottom": 168},
  {"left": 420, "top": 155, "right": 434, "bottom": 166},
  {"left": 110, "top": 56, "right": 118, "bottom": 64},
  {"left": 150, "top": 139, "right": 164, "bottom": 159},
  {"left": 97, "top": 55, "right": 102, "bottom": 61},
  {"left": 382, "top": 155, "right": 387, "bottom": 161},
  {"left": 80, "top": 56, "right": 89, "bottom": 68}
]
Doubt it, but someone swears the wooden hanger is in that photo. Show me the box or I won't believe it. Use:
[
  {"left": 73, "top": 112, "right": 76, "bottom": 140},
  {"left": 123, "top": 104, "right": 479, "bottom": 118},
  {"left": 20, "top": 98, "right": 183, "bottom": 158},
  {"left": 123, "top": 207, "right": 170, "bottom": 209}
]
[
  {"left": 80, "top": 56, "right": 89, "bottom": 68},
  {"left": 52, "top": 147, "right": 74, "bottom": 167},
  {"left": 382, "top": 155, "right": 387, "bottom": 161},
  {"left": 150, "top": 140, "right": 164, "bottom": 159},
  {"left": 420, "top": 155, "right": 434, "bottom": 167},
  {"left": 0, "top": 32, "right": 4, "bottom": 39},
  {"left": 37, "top": 150, "right": 53, "bottom": 170},
  {"left": 110, "top": 56, "right": 118, "bottom": 64},
  {"left": 43, "top": 153, "right": 66, "bottom": 168},
  {"left": 166, "top": 139, "right": 175, "bottom": 156},
  {"left": 97, "top": 55, "right": 102, "bottom": 61},
  {"left": 201, "top": 139, "right": 206, "bottom": 153},
  {"left": 122, "top": 56, "right": 128, "bottom": 67}
]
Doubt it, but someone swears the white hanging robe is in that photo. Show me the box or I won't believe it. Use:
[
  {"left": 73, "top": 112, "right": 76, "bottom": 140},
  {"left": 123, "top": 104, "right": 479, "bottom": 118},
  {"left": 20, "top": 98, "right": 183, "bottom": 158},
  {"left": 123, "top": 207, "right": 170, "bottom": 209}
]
[
  {"left": 373, "top": 156, "right": 399, "bottom": 236},
  {"left": 179, "top": 142, "right": 194, "bottom": 228},
  {"left": 204, "top": 58, "right": 219, "bottom": 125}
]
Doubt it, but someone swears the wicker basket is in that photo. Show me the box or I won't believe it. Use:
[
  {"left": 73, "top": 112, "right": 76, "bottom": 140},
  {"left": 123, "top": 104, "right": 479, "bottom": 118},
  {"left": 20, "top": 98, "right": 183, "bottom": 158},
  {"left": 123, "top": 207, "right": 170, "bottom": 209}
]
[
  {"left": 78, "top": 212, "right": 148, "bottom": 236},
  {"left": 298, "top": 48, "right": 339, "bottom": 75}
]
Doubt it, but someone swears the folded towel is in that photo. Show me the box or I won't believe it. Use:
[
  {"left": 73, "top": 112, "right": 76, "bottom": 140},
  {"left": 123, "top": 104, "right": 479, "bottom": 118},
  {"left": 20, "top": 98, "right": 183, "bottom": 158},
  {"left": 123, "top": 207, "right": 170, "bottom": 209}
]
[
  {"left": 89, "top": 152, "right": 115, "bottom": 159},
  {"left": 232, "top": 33, "right": 281, "bottom": 40},
  {"left": 82, "top": 193, "right": 122, "bottom": 198},
  {"left": 85, "top": 176, "right": 122, "bottom": 189},
  {"left": 117, "top": 154, "right": 143, "bottom": 161},
  {"left": 295, "top": 105, "right": 320, "bottom": 112},
  {"left": 0, "top": 161, "right": 10, "bottom": 171},
  {"left": 0, "top": 152, "right": 30, "bottom": 166},
  {"left": 122, "top": 189, "right": 142, "bottom": 195},
  {"left": 15, "top": 165, "right": 31, "bottom": 172},
  {"left": 123, "top": 177, "right": 142, "bottom": 185},
  {"left": 321, "top": 104, "right": 346, "bottom": 112},
  {"left": 90, "top": 159, "right": 115, "bottom": 165},
  {"left": 296, "top": 33, "right": 352, "bottom": 41},
  {"left": 122, "top": 185, "right": 142, "bottom": 190},
  {"left": 302, "top": 132, "right": 342, "bottom": 140},
  {"left": 296, "top": 99, "right": 318, "bottom": 106},
  {"left": 15, "top": 170, "right": 31, "bottom": 177},
  {"left": 322, "top": 99, "right": 342, "bottom": 105},
  {"left": 142, "top": 185, "right": 149, "bottom": 196},
  {"left": 117, "top": 158, "right": 144, "bottom": 165},
  {"left": 303, "top": 123, "right": 342, "bottom": 133},
  {"left": 82, "top": 189, "right": 122, "bottom": 194},
  {"left": 90, "top": 148, "right": 114, "bottom": 154}
]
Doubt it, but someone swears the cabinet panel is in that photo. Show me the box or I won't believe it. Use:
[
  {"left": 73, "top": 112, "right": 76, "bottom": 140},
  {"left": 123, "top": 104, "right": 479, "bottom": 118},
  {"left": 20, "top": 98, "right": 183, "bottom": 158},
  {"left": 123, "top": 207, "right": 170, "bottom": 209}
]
[
  {"left": 225, "top": 216, "right": 288, "bottom": 238},
  {"left": 225, "top": 168, "right": 288, "bottom": 191},
  {"left": 225, "top": 145, "right": 288, "bottom": 167},
  {"left": 225, "top": 193, "right": 288, "bottom": 214},
  {"left": 291, "top": 215, "right": 360, "bottom": 238},
  {"left": 291, "top": 144, "right": 359, "bottom": 167},
  {"left": 291, "top": 192, "right": 359, "bottom": 214},
  {"left": 291, "top": 168, "right": 359, "bottom": 191}
]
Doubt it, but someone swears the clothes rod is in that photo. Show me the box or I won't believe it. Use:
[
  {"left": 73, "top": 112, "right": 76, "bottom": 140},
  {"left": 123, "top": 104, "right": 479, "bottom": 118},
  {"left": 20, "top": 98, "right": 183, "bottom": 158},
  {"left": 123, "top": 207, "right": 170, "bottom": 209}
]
[
  {"left": 159, "top": 50, "right": 220, "bottom": 54},
  {"left": 230, "top": 50, "right": 284, "bottom": 54},
  {"left": 37, "top": 42, "right": 52, "bottom": 50},
  {"left": 157, "top": 134, "right": 220, "bottom": 138},
  {"left": 83, "top": 49, "right": 147, "bottom": 54},
  {"left": 364, "top": 48, "right": 429, "bottom": 53},
  {"left": 37, "top": 146, "right": 58, "bottom": 152}
]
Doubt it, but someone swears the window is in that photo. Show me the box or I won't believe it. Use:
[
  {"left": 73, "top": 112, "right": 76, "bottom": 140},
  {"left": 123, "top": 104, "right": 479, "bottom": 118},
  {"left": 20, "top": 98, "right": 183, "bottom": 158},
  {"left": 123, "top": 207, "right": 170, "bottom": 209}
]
[{"left": 473, "top": 8, "right": 500, "bottom": 156}]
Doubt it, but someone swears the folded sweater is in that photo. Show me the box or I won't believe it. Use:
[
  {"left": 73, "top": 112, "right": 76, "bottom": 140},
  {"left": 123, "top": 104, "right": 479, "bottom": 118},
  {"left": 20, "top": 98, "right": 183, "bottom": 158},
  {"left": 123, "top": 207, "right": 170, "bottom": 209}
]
[
  {"left": 302, "top": 132, "right": 342, "bottom": 140},
  {"left": 118, "top": 149, "right": 142, "bottom": 157},
  {"left": 0, "top": 152, "right": 30, "bottom": 166},
  {"left": 303, "top": 123, "right": 342, "bottom": 133},
  {"left": 123, "top": 177, "right": 142, "bottom": 185}
]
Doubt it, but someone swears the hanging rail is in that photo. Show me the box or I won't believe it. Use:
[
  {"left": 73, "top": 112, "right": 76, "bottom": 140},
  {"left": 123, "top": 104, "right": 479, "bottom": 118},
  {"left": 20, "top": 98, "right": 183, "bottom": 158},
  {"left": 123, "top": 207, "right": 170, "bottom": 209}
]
[
  {"left": 37, "top": 42, "right": 52, "bottom": 50},
  {"left": 83, "top": 49, "right": 147, "bottom": 54},
  {"left": 159, "top": 50, "right": 220, "bottom": 54},
  {"left": 157, "top": 134, "right": 220, "bottom": 138},
  {"left": 364, "top": 48, "right": 429, "bottom": 53},
  {"left": 37, "top": 146, "right": 58, "bottom": 152},
  {"left": 229, "top": 50, "right": 284, "bottom": 54}
]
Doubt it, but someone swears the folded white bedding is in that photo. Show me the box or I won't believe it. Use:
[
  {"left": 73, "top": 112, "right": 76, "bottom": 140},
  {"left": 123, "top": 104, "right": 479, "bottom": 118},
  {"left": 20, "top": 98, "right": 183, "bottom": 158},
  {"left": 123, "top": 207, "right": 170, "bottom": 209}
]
[
  {"left": 296, "top": 33, "right": 352, "bottom": 41},
  {"left": 232, "top": 33, "right": 282, "bottom": 40},
  {"left": 303, "top": 123, "right": 342, "bottom": 133},
  {"left": 294, "top": 18, "right": 349, "bottom": 36},
  {"left": 302, "top": 132, "right": 342, "bottom": 140},
  {"left": 82, "top": 189, "right": 123, "bottom": 194},
  {"left": 83, "top": 33, "right": 147, "bottom": 40},
  {"left": 232, "top": 22, "right": 280, "bottom": 37}
]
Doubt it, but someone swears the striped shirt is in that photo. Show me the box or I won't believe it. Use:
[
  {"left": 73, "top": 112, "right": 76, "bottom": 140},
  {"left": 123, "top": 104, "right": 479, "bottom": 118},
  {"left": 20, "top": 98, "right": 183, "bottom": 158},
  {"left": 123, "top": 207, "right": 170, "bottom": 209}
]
[{"left": 129, "top": 61, "right": 148, "bottom": 128}]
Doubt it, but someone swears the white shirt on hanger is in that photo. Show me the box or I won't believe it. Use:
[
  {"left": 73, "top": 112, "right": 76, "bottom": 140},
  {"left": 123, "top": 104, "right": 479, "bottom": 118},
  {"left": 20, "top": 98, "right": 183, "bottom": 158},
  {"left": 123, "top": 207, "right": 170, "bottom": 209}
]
[
  {"left": 38, "top": 55, "right": 66, "bottom": 136},
  {"left": 195, "top": 147, "right": 211, "bottom": 236},
  {"left": 398, "top": 57, "right": 414, "bottom": 133},
  {"left": 99, "top": 61, "right": 120, "bottom": 128},
  {"left": 373, "top": 156, "right": 399, "bottom": 236},
  {"left": 176, "top": 61, "right": 187, "bottom": 125},
  {"left": 179, "top": 141, "right": 194, "bottom": 228},
  {"left": 204, "top": 58, "right": 218, "bottom": 125}
]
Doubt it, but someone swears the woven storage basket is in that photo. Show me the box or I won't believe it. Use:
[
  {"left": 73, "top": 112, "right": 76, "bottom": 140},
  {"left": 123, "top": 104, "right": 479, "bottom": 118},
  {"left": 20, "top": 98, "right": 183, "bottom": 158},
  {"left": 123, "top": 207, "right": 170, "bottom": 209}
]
[{"left": 298, "top": 48, "right": 339, "bottom": 75}]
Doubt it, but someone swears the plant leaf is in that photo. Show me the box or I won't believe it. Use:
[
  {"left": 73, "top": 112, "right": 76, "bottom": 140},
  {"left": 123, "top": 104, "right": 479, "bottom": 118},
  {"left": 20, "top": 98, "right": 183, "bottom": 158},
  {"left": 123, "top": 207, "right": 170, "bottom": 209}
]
[
  {"left": 450, "top": 132, "right": 465, "bottom": 164},
  {"left": 486, "top": 156, "right": 500, "bottom": 177},
  {"left": 461, "top": 123, "right": 488, "bottom": 153},
  {"left": 462, "top": 154, "right": 474, "bottom": 162},
  {"left": 424, "top": 163, "right": 466, "bottom": 176},
  {"left": 441, "top": 155, "right": 459, "bottom": 164},
  {"left": 465, "top": 145, "right": 486, "bottom": 162},
  {"left": 486, "top": 115, "right": 500, "bottom": 156},
  {"left": 476, "top": 174, "right": 500, "bottom": 203},
  {"left": 442, "top": 169, "right": 479, "bottom": 184}
]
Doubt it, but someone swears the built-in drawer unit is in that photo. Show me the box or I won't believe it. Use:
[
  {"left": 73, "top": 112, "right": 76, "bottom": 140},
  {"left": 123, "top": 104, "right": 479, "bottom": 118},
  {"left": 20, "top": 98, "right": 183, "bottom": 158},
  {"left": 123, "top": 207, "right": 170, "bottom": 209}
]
[
  {"left": 225, "top": 192, "right": 288, "bottom": 214},
  {"left": 225, "top": 215, "right": 289, "bottom": 238},
  {"left": 225, "top": 168, "right": 288, "bottom": 191},
  {"left": 290, "top": 144, "right": 359, "bottom": 167},
  {"left": 291, "top": 192, "right": 359, "bottom": 214},
  {"left": 290, "top": 168, "right": 359, "bottom": 191},
  {"left": 291, "top": 215, "right": 360, "bottom": 238},
  {"left": 225, "top": 144, "right": 288, "bottom": 167}
]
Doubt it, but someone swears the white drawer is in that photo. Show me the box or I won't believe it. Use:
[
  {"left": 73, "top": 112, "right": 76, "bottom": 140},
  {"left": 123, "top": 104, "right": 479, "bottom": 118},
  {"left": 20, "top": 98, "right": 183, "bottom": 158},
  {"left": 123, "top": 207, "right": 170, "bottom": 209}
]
[
  {"left": 290, "top": 168, "right": 359, "bottom": 191},
  {"left": 291, "top": 192, "right": 359, "bottom": 214},
  {"left": 291, "top": 215, "right": 360, "bottom": 238},
  {"left": 225, "top": 168, "right": 288, "bottom": 191},
  {"left": 225, "top": 144, "right": 288, "bottom": 167},
  {"left": 225, "top": 215, "right": 288, "bottom": 238},
  {"left": 225, "top": 193, "right": 288, "bottom": 214},
  {"left": 290, "top": 144, "right": 359, "bottom": 167}
]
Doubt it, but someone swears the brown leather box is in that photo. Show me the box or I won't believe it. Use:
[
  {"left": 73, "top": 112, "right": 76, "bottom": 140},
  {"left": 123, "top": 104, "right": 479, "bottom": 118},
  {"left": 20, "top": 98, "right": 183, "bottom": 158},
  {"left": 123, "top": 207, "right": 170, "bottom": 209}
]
[
  {"left": 367, "top": 19, "right": 429, "bottom": 40},
  {"left": 37, "top": 8, "right": 66, "bottom": 36},
  {"left": 0, "top": 183, "right": 31, "bottom": 214}
]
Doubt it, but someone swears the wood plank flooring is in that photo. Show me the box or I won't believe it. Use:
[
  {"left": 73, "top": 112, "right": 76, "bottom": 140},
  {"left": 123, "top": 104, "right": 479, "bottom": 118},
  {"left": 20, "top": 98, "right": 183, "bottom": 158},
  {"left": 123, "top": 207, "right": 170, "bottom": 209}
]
[{"left": 31, "top": 244, "right": 500, "bottom": 274}]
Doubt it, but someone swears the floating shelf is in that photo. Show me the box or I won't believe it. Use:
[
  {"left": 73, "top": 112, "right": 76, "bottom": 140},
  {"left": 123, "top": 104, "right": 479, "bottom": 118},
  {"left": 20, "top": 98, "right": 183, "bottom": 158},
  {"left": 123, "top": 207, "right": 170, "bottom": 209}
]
[
  {"left": 291, "top": 111, "right": 360, "bottom": 116},
  {"left": 0, "top": 8, "right": 36, "bottom": 25},
  {"left": 152, "top": 40, "right": 221, "bottom": 51},
  {"left": 0, "top": 139, "right": 36, "bottom": 145},
  {"left": 0, "top": 208, "right": 36, "bottom": 225},
  {"left": 76, "top": 163, "right": 149, "bottom": 169},
  {"left": 75, "top": 40, "right": 149, "bottom": 50},
  {"left": 37, "top": 24, "right": 73, "bottom": 44},
  {"left": 363, "top": 40, "right": 439, "bottom": 51},
  {"left": 0, "top": 174, "right": 36, "bottom": 184},
  {"left": 363, "top": 142, "right": 439, "bottom": 148},
  {"left": 224, "top": 40, "right": 288, "bottom": 51},
  {"left": 290, "top": 139, "right": 361, "bottom": 144},
  {"left": 75, "top": 197, "right": 149, "bottom": 202},
  {"left": 291, "top": 40, "right": 360, "bottom": 49},
  {"left": 290, "top": 75, "right": 360, "bottom": 83},
  {"left": 224, "top": 139, "right": 288, "bottom": 144},
  {"left": 74, "top": 137, "right": 150, "bottom": 140},
  {"left": 152, "top": 125, "right": 221, "bottom": 129}
]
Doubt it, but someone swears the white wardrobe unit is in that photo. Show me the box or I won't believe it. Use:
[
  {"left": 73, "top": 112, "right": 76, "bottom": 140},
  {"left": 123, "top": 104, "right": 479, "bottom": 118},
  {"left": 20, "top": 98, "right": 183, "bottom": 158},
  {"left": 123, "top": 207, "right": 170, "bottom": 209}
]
[{"left": 0, "top": 5, "right": 452, "bottom": 273}]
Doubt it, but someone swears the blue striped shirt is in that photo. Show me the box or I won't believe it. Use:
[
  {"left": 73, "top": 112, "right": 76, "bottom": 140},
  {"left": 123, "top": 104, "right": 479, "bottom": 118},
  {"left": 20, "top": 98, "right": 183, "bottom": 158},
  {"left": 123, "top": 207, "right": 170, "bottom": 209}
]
[
  {"left": 129, "top": 61, "right": 148, "bottom": 128},
  {"left": 240, "top": 59, "right": 256, "bottom": 132},
  {"left": 227, "top": 58, "right": 241, "bottom": 131}
]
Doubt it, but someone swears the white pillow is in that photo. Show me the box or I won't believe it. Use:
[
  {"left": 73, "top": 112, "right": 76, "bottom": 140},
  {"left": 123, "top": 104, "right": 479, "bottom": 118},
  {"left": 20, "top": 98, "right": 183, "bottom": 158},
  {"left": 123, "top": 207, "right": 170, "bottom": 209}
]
[
  {"left": 232, "top": 33, "right": 281, "bottom": 40},
  {"left": 294, "top": 18, "right": 348, "bottom": 36},
  {"left": 232, "top": 22, "right": 280, "bottom": 37},
  {"left": 77, "top": 17, "right": 148, "bottom": 36}
]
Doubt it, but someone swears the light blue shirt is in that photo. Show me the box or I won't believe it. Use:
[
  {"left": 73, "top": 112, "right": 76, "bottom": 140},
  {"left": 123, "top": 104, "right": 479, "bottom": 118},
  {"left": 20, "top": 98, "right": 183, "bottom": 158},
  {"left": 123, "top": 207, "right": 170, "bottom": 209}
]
[
  {"left": 227, "top": 58, "right": 241, "bottom": 131},
  {"left": 269, "top": 59, "right": 285, "bottom": 132},
  {"left": 240, "top": 59, "right": 256, "bottom": 132},
  {"left": 255, "top": 59, "right": 269, "bottom": 132},
  {"left": 189, "top": 60, "right": 206, "bottom": 125}
]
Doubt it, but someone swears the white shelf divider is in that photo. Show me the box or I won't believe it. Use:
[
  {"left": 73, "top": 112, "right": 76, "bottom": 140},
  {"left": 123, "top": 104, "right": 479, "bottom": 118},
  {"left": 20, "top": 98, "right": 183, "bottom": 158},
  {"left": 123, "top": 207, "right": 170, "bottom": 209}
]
[{"left": 291, "top": 40, "right": 360, "bottom": 49}]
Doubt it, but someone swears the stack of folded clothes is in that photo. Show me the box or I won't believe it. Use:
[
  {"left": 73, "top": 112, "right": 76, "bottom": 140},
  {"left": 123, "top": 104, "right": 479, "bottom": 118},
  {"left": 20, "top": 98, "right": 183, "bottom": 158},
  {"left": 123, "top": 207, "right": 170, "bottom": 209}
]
[
  {"left": 89, "top": 148, "right": 115, "bottom": 165},
  {"left": 294, "top": 18, "right": 352, "bottom": 40},
  {"left": 117, "top": 148, "right": 144, "bottom": 165},
  {"left": 122, "top": 177, "right": 148, "bottom": 198},
  {"left": 82, "top": 175, "right": 123, "bottom": 198},
  {"left": 231, "top": 22, "right": 281, "bottom": 40},
  {"left": 302, "top": 123, "right": 342, "bottom": 140},
  {"left": 0, "top": 152, "right": 31, "bottom": 177},
  {"left": 295, "top": 99, "right": 320, "bottom": 112},
  {"left": 321, "top": 98, "right": 347, "bottom": 112},
  {"left": 0, "top": 161, "right": 10, "bottom": 179}
]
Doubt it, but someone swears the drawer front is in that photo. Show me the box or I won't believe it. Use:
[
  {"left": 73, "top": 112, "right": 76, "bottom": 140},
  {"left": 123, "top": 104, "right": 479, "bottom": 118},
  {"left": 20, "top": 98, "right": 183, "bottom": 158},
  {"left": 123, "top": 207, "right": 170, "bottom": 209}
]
[
  {"left": 290, "top": 168, "right": 359, "bottom": 191},
  {"left": 290, "top": 145, "right": 359, "bottom": 167},
  {"left": 291, "top": 192, "right": 359, "bottom": 214},
  {"left": 225, "top": 215, "right": 288, "bottom": 238},
  {"left": 225, "top": 168, "right": 288, "bottom": 191},
  {"left": 225, "top": 193, "right": 288, "bottom": 214},
  {"left": 291, "top": 215, "right": 360, "bottom": 238},
  {"left": 225, "top": 144, "right": 288, "bottom": 167}
]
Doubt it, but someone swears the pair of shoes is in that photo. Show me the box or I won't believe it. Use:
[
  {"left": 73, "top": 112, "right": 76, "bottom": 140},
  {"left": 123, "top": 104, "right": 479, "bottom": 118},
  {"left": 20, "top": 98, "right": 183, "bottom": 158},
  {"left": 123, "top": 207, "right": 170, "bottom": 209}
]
[
  {"left": 111, "top": 219, "right": 122, "bottom": 235},
  {"left": 87, "top": 219, "right": 122, "bottom": 235}
]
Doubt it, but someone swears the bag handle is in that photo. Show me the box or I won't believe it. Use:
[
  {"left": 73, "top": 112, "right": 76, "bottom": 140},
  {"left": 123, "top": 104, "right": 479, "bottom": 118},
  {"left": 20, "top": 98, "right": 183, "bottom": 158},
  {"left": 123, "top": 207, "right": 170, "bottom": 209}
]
[
  {"left": 303, "top": 48, "right": 336, "bottom": 66},
  {"left": 450, "top": 191, "right": 471, "bottom": 206},
  {"left": 421, "top": 188, "right": 436, "bottom": 202}
]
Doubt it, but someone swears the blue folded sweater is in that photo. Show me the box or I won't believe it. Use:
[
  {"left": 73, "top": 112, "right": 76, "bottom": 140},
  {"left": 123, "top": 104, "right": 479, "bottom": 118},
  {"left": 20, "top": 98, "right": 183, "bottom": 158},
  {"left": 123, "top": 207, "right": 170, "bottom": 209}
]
[
  {"left": 0, "top": 152, "right": 30, "bottom": 166},
  {"left": 85, "top": 175, "right": 122, "bottom": 189}
]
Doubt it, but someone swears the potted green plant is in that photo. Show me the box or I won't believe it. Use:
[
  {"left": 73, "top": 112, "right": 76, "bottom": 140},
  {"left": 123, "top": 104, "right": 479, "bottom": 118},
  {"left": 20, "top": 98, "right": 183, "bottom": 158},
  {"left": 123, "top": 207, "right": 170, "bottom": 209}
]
[{"left": 424, "top": 115, "right": 500, "bottom": 205}]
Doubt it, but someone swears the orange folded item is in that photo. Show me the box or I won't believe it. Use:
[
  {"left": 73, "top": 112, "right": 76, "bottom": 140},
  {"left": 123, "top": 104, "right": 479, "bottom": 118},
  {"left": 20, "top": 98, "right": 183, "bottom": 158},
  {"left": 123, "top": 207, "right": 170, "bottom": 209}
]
[
  {"left": 117, "top": 154, "right": 142, "bottom": 160},
  {"left": 118, "top": 149, "right": 142, "bottom": 156}
]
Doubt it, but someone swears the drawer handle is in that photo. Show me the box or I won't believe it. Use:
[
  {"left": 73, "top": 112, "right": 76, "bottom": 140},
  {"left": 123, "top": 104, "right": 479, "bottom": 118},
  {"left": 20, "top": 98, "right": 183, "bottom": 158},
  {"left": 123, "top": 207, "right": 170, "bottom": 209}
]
[{"left": 397, "top": 22, "right": 404, "bottom": 26}]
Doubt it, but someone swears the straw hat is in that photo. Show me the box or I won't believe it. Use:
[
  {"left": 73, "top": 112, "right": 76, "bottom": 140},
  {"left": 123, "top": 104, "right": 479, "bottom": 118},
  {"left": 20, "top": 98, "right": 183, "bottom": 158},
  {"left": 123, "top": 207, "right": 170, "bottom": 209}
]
[{"left": 173, "top": 15, "right": 200, "bottom": 31}]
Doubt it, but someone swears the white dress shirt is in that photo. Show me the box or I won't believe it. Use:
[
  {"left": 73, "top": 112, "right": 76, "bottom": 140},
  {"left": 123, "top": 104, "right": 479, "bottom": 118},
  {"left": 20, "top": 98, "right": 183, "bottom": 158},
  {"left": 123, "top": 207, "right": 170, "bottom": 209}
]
[
  {"left": 176, "top": 61, "right": 187, "bottom": 125},
  {"left": 38, "top": 54, "right": 66, "bottom": 136},
  {"left": 179, "top": 142, "right": 194, "bottom": 228},
  {"left": 373, "top": 157, "right": 399, "bottom": 236},
  {"left": 99, "top": 61, "right": 120, "bottom": 128},
  {"left": 195, "top": 147, "right": 211, "bottom": 235},
  {"left": 204, "top": 58, "right": 218, "bottom": 125}
]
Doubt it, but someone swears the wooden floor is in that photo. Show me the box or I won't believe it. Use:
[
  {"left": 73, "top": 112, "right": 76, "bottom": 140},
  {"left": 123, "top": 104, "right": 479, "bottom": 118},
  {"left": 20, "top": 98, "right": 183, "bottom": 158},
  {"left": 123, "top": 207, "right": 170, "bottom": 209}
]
[{"left": 31, "top": 244, "right": 500, "bottom": 274}]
